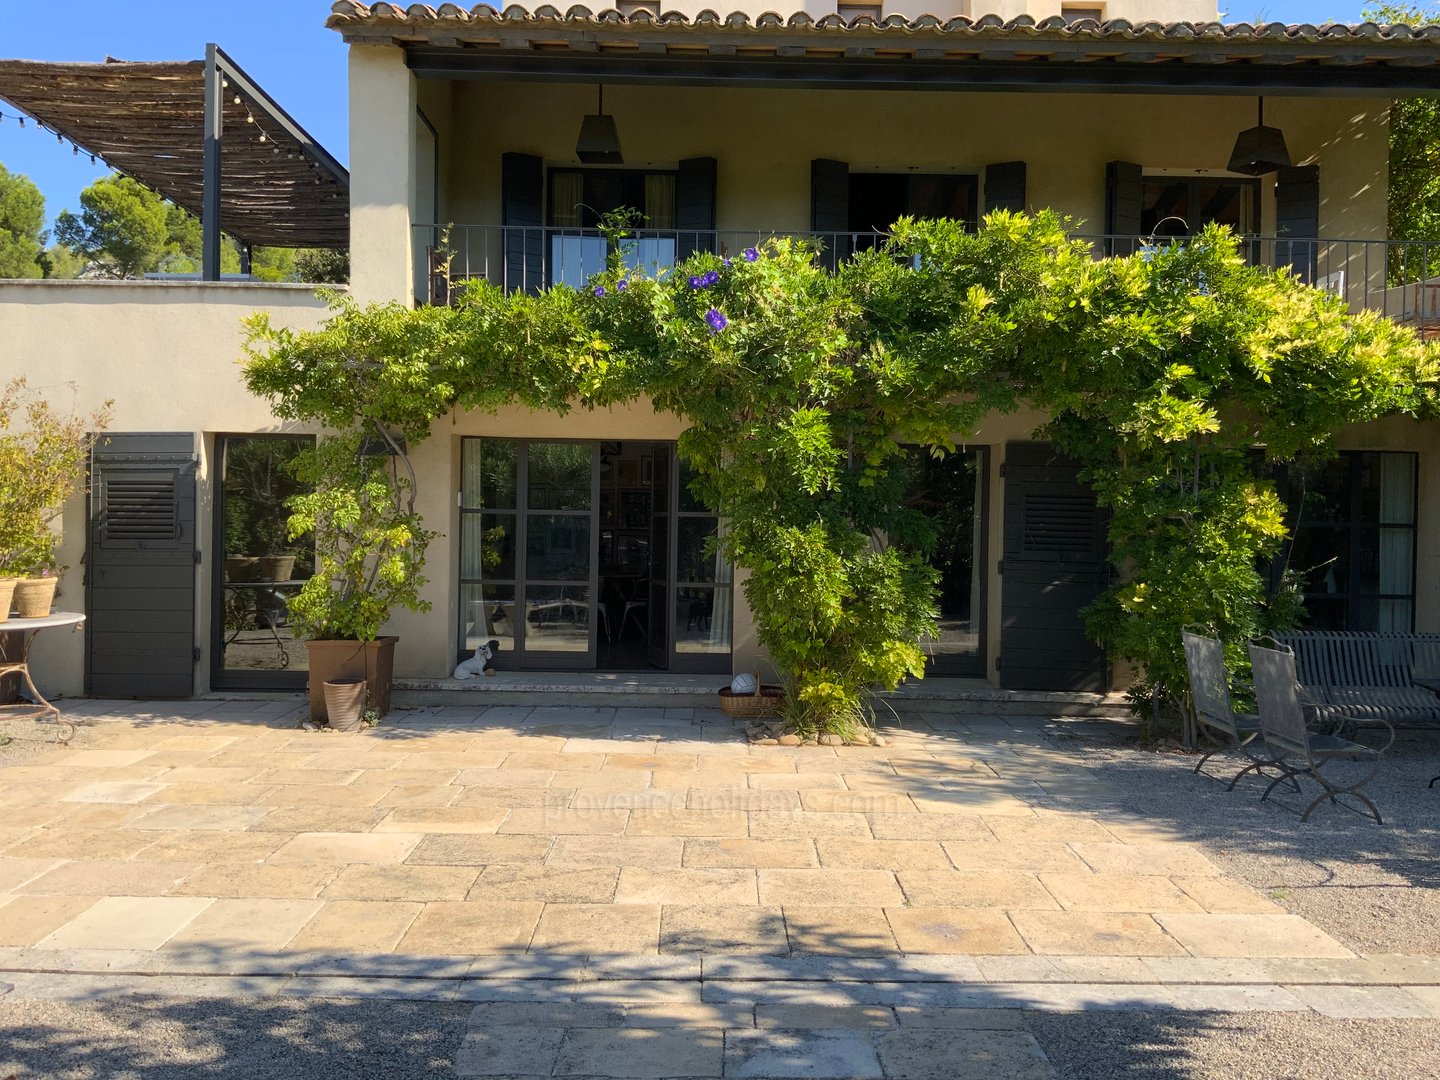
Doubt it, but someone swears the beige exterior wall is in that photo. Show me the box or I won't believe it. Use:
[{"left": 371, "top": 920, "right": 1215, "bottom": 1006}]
[
  {"left": 433, "top": 82, "right": 1387, "bottom": 245},
  {"left": 0, "top": 281, "right": 332, "bottom": 698}
]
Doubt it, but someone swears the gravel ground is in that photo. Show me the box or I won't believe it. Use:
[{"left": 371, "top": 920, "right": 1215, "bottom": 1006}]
[
  {"left": 1051, "top": 720, "right": 1440, "bottom": 957},
  {"left": 1028, "top": 1009, "right": 1440, "bottom": 1080},
  {"left": 0, "top": 710, "right": 100, "bottom": 766},
  {"left": 0, "top": 995, "right": 472, "bottom": 1079}
]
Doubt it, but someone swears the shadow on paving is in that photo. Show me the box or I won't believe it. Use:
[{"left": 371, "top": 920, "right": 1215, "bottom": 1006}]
[{"left": 0, "top": 994, "right": 473, "bottom": 1079}]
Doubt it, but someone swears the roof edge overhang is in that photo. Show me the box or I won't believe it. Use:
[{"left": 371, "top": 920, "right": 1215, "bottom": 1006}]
[{"left": 327, "top": 3, "right": 1440, "bottom": 96}]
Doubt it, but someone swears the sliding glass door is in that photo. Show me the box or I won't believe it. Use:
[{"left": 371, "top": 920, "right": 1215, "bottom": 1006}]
[{"left": 459, "top": 438, "right": 732, "bottom": 673}]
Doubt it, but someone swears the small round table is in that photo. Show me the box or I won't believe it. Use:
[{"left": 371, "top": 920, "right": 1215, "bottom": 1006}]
[{"left": 0, "top": 611, "right": 86, "bottom": 745}]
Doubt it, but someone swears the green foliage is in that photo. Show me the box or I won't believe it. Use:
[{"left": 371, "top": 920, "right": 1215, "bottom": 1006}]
[
  {"left": 0, "top": 379, "right": 112, "bottom": 576},
  {"left": 1364, "top": 5, "right": 1440, "bottom": 270},
  {"left": 280, "top": 437, "right": 436, "bottom": 642},
  {"left": 243, "top": 213, "right": 1440, "bottom": 734},
  {"left": 54, "top": 174, "right": 171, "bottom": 278},
  {"left": 0, "top": 163, "right": 46, "bottom": 279},
  {"left": 293, "top": 247, "right": 350, "bottom": 284}
]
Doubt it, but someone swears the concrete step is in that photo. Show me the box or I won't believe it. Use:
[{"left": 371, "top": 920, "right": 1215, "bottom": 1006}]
[{"left": 392, "top": 672, "right": 1133, "bottom": 718}]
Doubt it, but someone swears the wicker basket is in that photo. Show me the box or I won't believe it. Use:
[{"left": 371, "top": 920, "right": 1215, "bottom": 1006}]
[{"left": 718, "top": 675, "right": 784, "bottom": 719}]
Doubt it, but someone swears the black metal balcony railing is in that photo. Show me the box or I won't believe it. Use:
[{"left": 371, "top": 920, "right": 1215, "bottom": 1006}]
[{"left": 414, "top": 224, "right": 1440, "bottom": 334}]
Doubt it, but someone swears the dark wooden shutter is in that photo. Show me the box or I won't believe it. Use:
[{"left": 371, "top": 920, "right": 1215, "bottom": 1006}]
[
  {"left": 1105, "top": 160, "right": 1143, "bottom": 256},
  {"left": 676, "top": 156, "right": 717, "bottom": 256},
  {"left": 811, "top": 158, "right": 850, "bottom": 269},
  {"left": 501, "top": 151, "right": 545, "bottom": 293},
  {"left": 983, "top": 161, "right": 1027, "bottom": 216},
  {"left": 998, "top": 442, "right": 1110, "bottom": 692},
  {"left": 1275, "top": 164, "right": 1320, "bottom": 284},
  {"left": 86, "top": 433, "right": 197, "bottom": 698}
]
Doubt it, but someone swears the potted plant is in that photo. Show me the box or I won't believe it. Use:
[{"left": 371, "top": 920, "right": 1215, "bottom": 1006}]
[
  {"left": 0, "top": 379, "right": 111, "bottom": 621},
  {"left": 284, "top": 434, "right": 435, "bottom": 725}
]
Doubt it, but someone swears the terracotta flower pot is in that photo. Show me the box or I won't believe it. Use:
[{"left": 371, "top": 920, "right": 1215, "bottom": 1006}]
[
  {"left": 305, "top": 637, "right": 397, "bottom": 723},
  {"left": 256, "top": 555, "right": 296, "bottom": 583},
  {"left": 13, "top": 576, "right": 57, "bottom": 619},
  {"left": 0, "top": 578, "right": 16, "bottom": 624},
  {"left": 225, "top": 556, "right": 259, "bottom": 583},
  {"left": 323, "top": 678, "right": 367, "bottom": 732}
]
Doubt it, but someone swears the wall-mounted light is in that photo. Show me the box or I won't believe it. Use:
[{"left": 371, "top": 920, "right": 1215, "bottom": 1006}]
[
  {"left": 1227, "top": 97, "right": 1292, "bottom": 176},
  {"left": 576, "top": 84, "right": 623, "bottom": 165}
]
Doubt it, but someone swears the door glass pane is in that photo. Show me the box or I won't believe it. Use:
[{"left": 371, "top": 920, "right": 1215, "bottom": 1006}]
[
  {"left": 462, "top": 513, "right": 517, "bottom": 581},
  {"left": 526, "top": 515, "right": 590, "bottom": 581},
  {"left": 528, "top": 443, "right": 592, "bottom": 510},
  {"left": 219, "top": 437, "right": 314, "bottom": 676},
  {"left": 524, "top": 585, "right": 590, "bottom": 652},
  {"left": 462, "top": 583, "right": 516, "bottom": 658},
  {"left": 463, "top": 438, "right": 517, "bottom": 510},
  {"left": 675, "top": 587, "right": 732, "bottom": 654},
  {"left": 550, "top": 235, "right": 608, "bottom": 289},
  {"left": 908, "top": 448, "right": 982, "bottom": 667},
  {"left": 677, "top": 518, "right": 718, "bottom": 583}
]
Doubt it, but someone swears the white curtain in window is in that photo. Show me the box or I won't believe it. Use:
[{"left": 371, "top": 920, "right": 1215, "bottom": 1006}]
[
  {"left": 550, "top": 173, "right": 584, "bottom": 228},
  {"left": 645, "top": 174, "right": 676, "bottom": 230}
]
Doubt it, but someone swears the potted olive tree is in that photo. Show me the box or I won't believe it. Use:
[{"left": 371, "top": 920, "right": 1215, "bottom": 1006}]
[
  {"left": 284, "top": 434, "right": 435, "bottom": 729},
  {"left": 0, "top": 379, "right": 111, "bottom": 621}
]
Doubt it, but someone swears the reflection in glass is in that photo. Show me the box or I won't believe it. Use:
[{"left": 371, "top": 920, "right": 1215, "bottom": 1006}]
[
  {"left": 461, "top": 513, "right": 516, "bottom": 581},
  {"left": 220, "top": 437, "right": 314, "bottom": 675},
  {"left": 526, "top": 515, "right": 591, "bottom": 581},
  {"left": 675, "top": 587, "right": 732, "bottom": 653},
  {"left": 677, "top": 518, "right": 718, "bottom": 583},
  {"left": 524, "top": 585, "right": 590, "bottom": 652},
  {"left": 461, "top": 583, "right": 515, "bottom": 657},
  {"left": 462, "top": 438, "right": 517, "bottom": 510},
  {"left": 528, "top": 443, "right": 592, "bottom": 510}
]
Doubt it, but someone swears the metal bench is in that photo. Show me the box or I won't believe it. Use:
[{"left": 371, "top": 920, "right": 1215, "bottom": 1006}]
[
  {"left": 1182, "top": 630, "right": 1294, "bottom": 790},
  {"left": 1275, "top": 632, "right": 1440, "bottom": 730}
]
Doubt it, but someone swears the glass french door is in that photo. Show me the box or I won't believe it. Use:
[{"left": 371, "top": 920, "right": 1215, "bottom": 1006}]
[{"left": 460, "top": 438, "right": 733, "bottom": 672}]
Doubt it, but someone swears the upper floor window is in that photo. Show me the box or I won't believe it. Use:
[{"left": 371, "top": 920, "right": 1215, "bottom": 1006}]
[
  {"left": 616, "top": 0, "right": 660, "bottom": 15},
  {"left": 848, "top": 172, "right": 979, "bottom": 247},
  {"left": 838, "top": 1, "right": 885, "bottom": 19},
  {"left": 1141, "top": 175, "right": 1258, "bottom": 238},
  {"left": 1061, "top": 4, "right": 1106, "bottom": 22},
  {"left": 547, "top": 167, "right": 678, "bottom": 288}
]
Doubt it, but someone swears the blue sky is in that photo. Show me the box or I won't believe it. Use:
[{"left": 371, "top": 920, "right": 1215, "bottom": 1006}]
[{"left": 0, "top": 0, "right": 1391, "bottom": 229}]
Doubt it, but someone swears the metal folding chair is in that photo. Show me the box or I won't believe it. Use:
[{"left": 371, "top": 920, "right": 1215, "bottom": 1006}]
[
  {"left": 1248, "top": 639, "right": 1393, "bottom": 824},
  {"left": 1182, "top": 630, "right": 1291, "bottom": 790}
]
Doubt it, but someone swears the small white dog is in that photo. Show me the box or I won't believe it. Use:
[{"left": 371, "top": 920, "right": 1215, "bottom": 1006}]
[{"left": 454, "top": 639, "right": 501, "bottom": 680}]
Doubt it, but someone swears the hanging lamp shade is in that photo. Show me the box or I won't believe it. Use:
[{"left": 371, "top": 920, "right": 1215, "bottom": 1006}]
[
  {"left": 1228, "top": 97, "right": 1291, "bottom": 176},
  {"left": 576, "top": 85, "right": 623, "bottom": 164}
]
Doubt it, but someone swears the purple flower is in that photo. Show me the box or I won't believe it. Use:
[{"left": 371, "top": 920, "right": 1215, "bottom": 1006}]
[
  {"left": 616, "top": 280, "right": 628, "bottom": 292},
  {"left": 705, "top": 308, "right": 728, "bottom": 334},
  {"left": 723, "top": 257, "right": 732, "bottom": 268},
  {"left": 688, "top": 275, "right": 704, "bottom": 289},
  {"left": 701, "top": 270, "right": 720, "bottom": 287},
  {"left": 593, "top": 285, "right": 606, "bottom": 297},
  {"left": 743, "top": 247, "right": 759, "bottom": 262}
]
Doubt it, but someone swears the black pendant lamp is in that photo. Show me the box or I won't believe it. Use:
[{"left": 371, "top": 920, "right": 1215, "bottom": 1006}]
[
  {"left": 576, "top": 84, "right": 623, "bottom": 164},
  {"left": 1227, "top": 97, "right": 1292, "bottom": 176}
]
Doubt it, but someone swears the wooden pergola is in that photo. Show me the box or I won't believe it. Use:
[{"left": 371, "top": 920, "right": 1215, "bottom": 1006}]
[{"left": 0, "top": 45, "right": 349, "bottom": 279}]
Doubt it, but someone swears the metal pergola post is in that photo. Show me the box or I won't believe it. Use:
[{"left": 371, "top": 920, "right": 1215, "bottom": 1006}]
[{"left": 201, "top": 42, "right": 223, "bottom": 283}]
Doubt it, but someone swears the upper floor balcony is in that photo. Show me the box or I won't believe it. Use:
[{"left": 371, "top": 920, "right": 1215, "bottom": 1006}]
[{"left": 416, "top": 223, "right": 1440, "bottom": 336}]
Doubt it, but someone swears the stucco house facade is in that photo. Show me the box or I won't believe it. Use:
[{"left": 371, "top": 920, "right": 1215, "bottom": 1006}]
[{"left": 1, "top": 0, "right": 1438, "bottom": 701}]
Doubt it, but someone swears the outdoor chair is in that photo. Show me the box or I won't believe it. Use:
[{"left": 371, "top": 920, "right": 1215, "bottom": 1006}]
[
  {"left": 1181, "top": 629, "right": 1291, "bottom": 790},
  {"left": 1248, "top": 639, "right": 1394, "bottom": 824}
]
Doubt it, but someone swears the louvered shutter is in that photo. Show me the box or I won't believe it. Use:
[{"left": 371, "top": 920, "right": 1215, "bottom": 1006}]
[
  {"left": 998, "top": 442, "right": 1110, "bottom": 692},
  {"left": 1275, "top": 164, "right": 1320, "bottom": 284},
  {"left": 86, "top": 433, "right": 197, "bottom": 698},
  {"left": 1105, "top": 160, "right": 1143, "bottom": 255},
  {"left": 676, "top": 156, "right": 717, "bottom": 257},
  {"left": 502, "top": 152, "right": 545, "bottom": 293},
  {"left": 983, "top": 161, "right": 1027, "bottom": 216}
]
